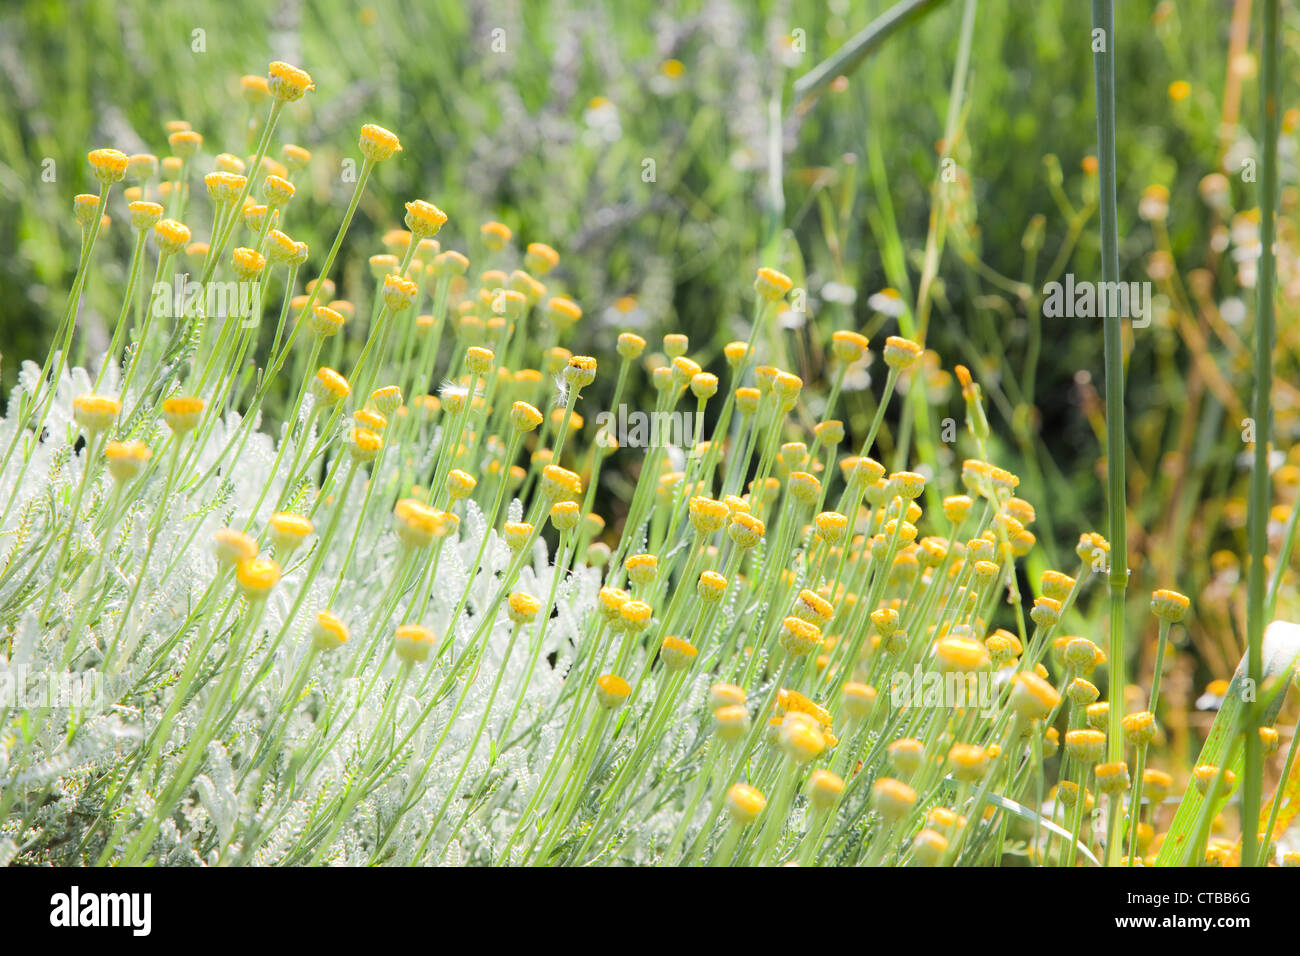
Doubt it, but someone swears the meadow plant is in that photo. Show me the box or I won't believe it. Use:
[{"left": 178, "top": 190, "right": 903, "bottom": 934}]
[{"left": 1, "top": 57, "right": 1297, "bottom": 869}]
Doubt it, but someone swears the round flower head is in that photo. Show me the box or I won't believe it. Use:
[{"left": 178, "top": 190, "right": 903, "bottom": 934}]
[
  {"left": 787, "top": 471, "right": 821, "bottom": 506},
  {"left": 1086, "top": 697, "right": 1107, "bottom": 728},
  {"left": 127, "top": 200, "right": 164, "bottom": 231},
  {"left": 616, "top": 332, "right": 646, "bottom": 360},
  {"left": 346, "top": 427, "right": 384, "bottom": 463},
  {"left": 73, "top": 194, "right": 102, "bottom": 228},
  {"left": 595, "top": 673, "right": 631, "bottom": 710},
  {"left": 1095, "top": 761, "right": 1130, "bottom": 795},
  {"left": 911, "top": 828, "right": 949, "bottom": 866},
  {"left": 200, "top": 170, "right": 244, "bottom": 204},
  {"left": 934, "top": 635, "right": 990, "bottom": 673},
  {"left": 240, "top": 74, "right": 271, "bottom": 104},
  {"left": 393, "top": 498, "right": 442, "bottom": 548},
  {"left": 625, "top": 553, "right": 658, "bottom": 587},
  {"left": 889, "top": 738, "right": 925, "bottom": 776},
  {"left": 126, "top": 153, "right": 159, "bottom": 180},
  {"left": 231, "top": 247, "right": 266, "bottom": 280},
  {"left": 464, "top": 346, "right": 494, "bottom": 376},
  {"left": 370, "top": 385, "right": 402, "bottom": 415},
  {"left": 312, "top": 368, "right": 351, "bottom": 405},
  {"left": 268, "top": 512, "right": 313, "bottom": 556},
  {"left": 282, "top": 143, "right": 311, "bottom": 172},
  {"left": 478, "top": 220, "right": 512, "bottom": 251},
  {"left": 842, "top": 682, "right": 877, "bottom": 722},
  {"left": 725, "top": 783, "right": 766, "bottom": 825},
  {"left": 794, "top": 588, "right": 834, "bottom": 626},
  {"left": 659, "top": 635, "right": 698, "bottom": 672},
  {"left": 723, "top": 341, "right": 748, "bottom": 368},
  {"left": 1008, "top": 671, "right": 1060, "bottom": 721},
  {"left": 690, "top": 372, "right": 718, "bottom": 400},
  {"left": 871, "top": 778, "right": 917, "bottom": 822},
  {"left": 311, "top": 611, "right": 349, "bottom": 652},
  {"left": 948, "top": 744, "right": 990, "bottom": 783},
  {"left": 541, "top": 465, "right": 582, "bottom": 502},
  {"left": 153, "top": 218, "right": 192, "bottom": 255},
  {"left": 1192, "top": 764, "right": 1236, "bottom": 796},
  {"left": 1143, "top": 768, "right": 1172, "bottom": 803},
  {"left": 804, "top": 769, "right": 844, "bottom": 811},
  {"left": 564, "top": 355, "right": 598, "bottom": 389},
  {"left": 754, "top": 266, "right": 793, "bottom": 302},
  {"left": 726, "top": 511, "right": 765, "bottom": 549},
  {"left": 597, "top": 586, "right": 631, "bottom": 623},
  {"left": 713, "top": 705, "right": 750, "bottom": 744},
  {"left": 697, "top": 569, "right": 728, "bottom": 603},
  {"left": 831, "top": 329, "right": 869, "bottom": 363},
  {"left": 236, "top": 557, "right": 281, "bottom": 599},
  {"left": 261, "top": 174, "right": 295, "bottom": 208},
  {"left": 213, "top": 528, "right": 258, "bottom": 566},
  {"left": 882, "top": 336, "right": 923, "bottom": 370},
  {"left": 168, "top": 129, "right": 202, "bottom": 158},
  {"left": 268, "top": 61, "right": 314, "bottom": 101},
  {"left": 394, "top": 624, "right": 436, "bottom": 664},
  {"left": 104, "top": 439, "right": 151, "bottom": 482},
  {"left": 72, "top": 394, "right": 120, "bottom": 434},
  {"left": 404, "top": 199, "right": 448, "bottom": 239},
  {"left": 508, "top": 592, "right": 542, "bottom": 624},
  {"left": 1029, "top": 596, "right": 1062, "bottom": 627},
  {"left": 709, "top": 683, "right": 746, "bottom": 711},
  {"left": 1150, "top": 588, "right": 1190, "bottom": 623},
  {"left": 1066, "top": 678, "right": 1099, "bottom": 707},
  {"left": 814, "top": 511, "right": 848, "bottom": 545},
  {"left": 445, "top": 469, "right": 477, "bottom": 500},
  {"left": 509, "top": 401, "right": 543, "bottom": 434},
  {"left": 88, "top": 147, "right": 129, "bottom": 185},
  {"left": 381, "top": 273, "right": 419, "bottom": 312},
  {"left": 688, "top": 496, "right": 728, "bottom": 535},
  {"left": 1064, "top": 729, "right": 1106, "bottom": 764},
  {"left": 618, "top": 599, "right": 653, "bottom": 634},
  {"left": 503, "top": 522, "right": 534, "bottom": 554},
  {"left": 779, "top": 712, "right": 826, "bottom": 764},
  {"left": 780, "top": 616, "right": 823, "bottom": 657},
  {"left": 158, "top": 395, "right": 203, "bottom": 434}
]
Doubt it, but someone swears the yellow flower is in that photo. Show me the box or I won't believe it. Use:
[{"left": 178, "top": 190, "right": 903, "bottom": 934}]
[
  {"left": 236, "top": 557, "right": 281, "bottom": 599},
  {"left": 268, "top": 61, "right": 315, "bottom": 102},
  {"left": 1150, "top": 588, "right": 1190, "bottom": 623},
  {"left": 404, "top": 199, "right": 448, "bottom": 239},
  {"left": 659, "top": 635, "right": 698, "bottom": 671},
  {"left": 831, "top": 330, "right": 869, "bottom": 363},
  {"left": 1008, "top": 671, "right": 1060, "bottom": 721},
  {"left": 882, "top": 335, "right": 923, "bottom": 370},
  {"left": 595, "top": 673, "right": 631, "bottom": 710},
  {"left": 213, "top": 528, "right": 258, "bottom": 566},
  {"left": 268, "top": 512, "right": 313, "bottom": 555},
  {"left": 359, "top": 124, "right": 402, "bottom": 162},
  {"left": 871, "top": 778, "right": 917, "bottom": 821},
  {"left": 87, "top": 147, "right": 129, "bottom": 185},
  {"left": 311, "top": 610, "right": 349, "bottom": 652},
  {"left": 167, "top": 129, "right": 202, "bottom": 158},
  {"left": 524, "top": 242, "right": 560, "bottom": 275},
  {"left": 393, "top": 498, "right": 442, "bottom": 548},
  {"left": 753, "top": 267, "right": 793, "bottom": 301},
  {"left": 508, "top": 592, "right": 542, "bottom": 624},
  {"left": 311, "top": 368, "right": 350, "bottom": 405},
  {"left": 780, "top": 617, "right": 823, "bottom": 656},
  {"left": 153, "top": 218, "right": 192, "bottom": 255},
  {"left": 158, "top": 395, "right": 201, "bottom": 435},
  {"left": 347, "top": 427, "right": 384, "bottom": 463},
  {"left": 725, "top": 783, "right": 766, "bottom": 825},
  {"left": 541, "top": 464, "right": 582, "bottom": 501},
  {"left": 104, "top": 439, "right": 151, "bottom": 482},
  {"left": 72, "top": 394, "right": 121, "bottom": 433},
  {"left": 394, "top": 624, "right": 437, "bottom": 664}
]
